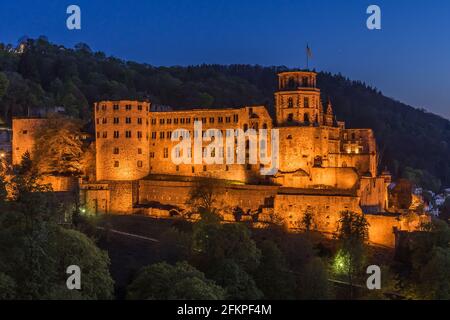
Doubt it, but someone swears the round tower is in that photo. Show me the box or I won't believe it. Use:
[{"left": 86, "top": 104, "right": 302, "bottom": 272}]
[
  {"left": 274, "top": 71, "right": 322, "bottom": 126},
  {"left": 94, "top": 100, "right": 150, "bottom": 181}
]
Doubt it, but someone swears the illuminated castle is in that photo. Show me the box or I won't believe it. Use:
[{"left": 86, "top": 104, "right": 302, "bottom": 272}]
[{"left": 12, "top": 70, "right": 425, "bottom": 247}]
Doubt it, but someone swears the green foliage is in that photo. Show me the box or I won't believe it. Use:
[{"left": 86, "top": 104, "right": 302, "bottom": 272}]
[
  {"left": 333, "top": 211, "right": 369, "bottom": 297},
  {"left": 0, "top": 71, "right": 9, "bottom": 100},
  {"left": 0, "top": 157, "right": 114, "bottom": 299},
  {"left": 418, "top": 247, "right": 450, "bottom": 299},
  {"left": 127, "top": 261, "right": 225, "bottom": 300},
  {"left": 253, "top": 240, "right": 295, "bottom": 299},
  {"left": 297, "top": 257, "right": 331, "bottom": 299},
  {"left": 192, "top": 221, "right": 261, "bottom": 274}
]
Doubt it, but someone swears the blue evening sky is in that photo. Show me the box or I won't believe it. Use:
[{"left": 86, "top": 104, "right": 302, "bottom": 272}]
[{"left": 0, "top": 0, "right": 449, "bottom": 119}]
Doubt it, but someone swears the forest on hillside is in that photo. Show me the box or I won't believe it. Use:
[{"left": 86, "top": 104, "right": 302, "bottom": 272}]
[{"left": 0, "top": 37, "right": 449, "bottom": 190}]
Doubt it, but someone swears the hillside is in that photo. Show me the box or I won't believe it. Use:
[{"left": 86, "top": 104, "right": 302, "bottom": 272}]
[{"left": 0, "top": 38, "right": 449, "bottom": 190}]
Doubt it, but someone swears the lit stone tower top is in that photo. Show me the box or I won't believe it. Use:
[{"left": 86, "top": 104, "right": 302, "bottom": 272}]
[{"left": 274, "top": 71, "right": 323, "bottom": 126}]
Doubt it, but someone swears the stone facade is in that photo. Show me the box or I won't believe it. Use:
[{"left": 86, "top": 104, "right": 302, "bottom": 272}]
[
  {"left": 12, "top": 117, "right": 47, "bottom": 165},
  {"left": 10, "top": 70, "right": 424, "bottom": 247}
]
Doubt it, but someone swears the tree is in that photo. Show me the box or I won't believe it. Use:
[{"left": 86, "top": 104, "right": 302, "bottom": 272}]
[
  {"left": 297, "top": 257, "right": 331, "bottom": 299},
  {"left": 418, "top": 247, "right": 450, "bottom": 299},
  {"left": 333, "top": 210, "right": 369, "bottom": 298},
  {"left": 253, "top": 240, "right": 295, "bottom": 299},
  {"left": 126, "top": 261, "right": 225, "bottom": 300},
  {"left": 0, "top": 71, "right": 9, "bottom": 100},
  {"left": 33, "top": 115, "right": 84, "bottom": 175}
]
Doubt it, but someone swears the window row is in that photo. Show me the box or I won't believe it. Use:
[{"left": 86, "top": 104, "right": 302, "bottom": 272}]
[
  {"left": 151, "top": 114, "right": 239, "bottom": 126},
  {"left": 113, "top": 160, "right": 144, "bottom": 168},
  {"left": 112, "top": 147, "right": 143, "bottom": 155},
  {"left": 97, "top": 131, "right": 147, "bottom": 139},
  {"left": 96, "top": 117, "right": 147, "bottom": 125},
  {"left": 96, "top": 104, "right": 147, "bottom": 111}
]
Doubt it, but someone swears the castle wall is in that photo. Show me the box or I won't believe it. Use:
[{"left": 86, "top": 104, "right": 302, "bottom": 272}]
[
  {"left": 94, "top": 101, "right": 150, "bottom": 181},
  {"left": 12, "top": 118, "right": 48, "bottom": 165}
]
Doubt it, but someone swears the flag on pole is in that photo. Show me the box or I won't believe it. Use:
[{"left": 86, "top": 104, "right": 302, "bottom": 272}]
[{"left": 306, "top": 44, "right": 312, "bottom": 58}]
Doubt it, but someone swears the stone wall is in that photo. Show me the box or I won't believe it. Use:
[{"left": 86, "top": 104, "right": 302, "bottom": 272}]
[{"left": 12, "top": 118, "right": 48, "bottom": 165}]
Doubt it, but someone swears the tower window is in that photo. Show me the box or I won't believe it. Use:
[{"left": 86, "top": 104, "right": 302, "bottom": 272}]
[
  {"left": 113, "top": 147, "right": 119, "bottom": 154},
  {"left": 151, "top": 132, "right": 157, "bottom": 139},
  {"left": 218, "top": 116, "right": 223, "bottom": 123},
  {"left": 159, "top": 132, "right": 165, "bottom": 139},
  {"left": 163, "top": 148, "right": 169, "bottom": 158},
  {"left": 114, "top": 161, "right": 119, "bottom": 167},
  {"left": 125, "top": 104, "right": 131, "bottom": 111},
  {"left": 288, "top": 97, "right": 293, "bottom": 108},
  {"left": 113, "top": 131, "right": 119, "bottom": 138},
  {"left": 233, "top": 115, "right": 239, "bottom": 122},
  {"left": 126, "top": 117, "right": 131, "bottom": 124},
  {"left": 102, "top": 131, "right": 107, "bottom": 138},
  {"left": 113, "top": 117, "right": 119, "bottom": 124},
  {"left": 226, "top": 117, "right": 231, "bottom": 123},
  {"left": 125, "top": 131, "right": 131, "bottom": 138},
  {"left": 113, "top": 104, "right": 119, "bottom": 110},
  {"left": 304, "top": 97, "right": 309, "bottom": 108},
  {"left": 137, "top": 160, "right": 143, "bottom": 168},
  {"left": 138, "top": 148, "right": 142, "bottom": 154},
  {"left": 137, "top": 131, "right": 143, "bottom": 138},
  {"left": 151, "top": 119, "right": 156, "bottom": 125},
  {"left": 137, "top": 118, "right": 142, "bottom": 124}
]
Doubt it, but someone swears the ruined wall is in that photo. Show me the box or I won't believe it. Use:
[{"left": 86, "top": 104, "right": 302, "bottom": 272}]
[
  {"left": 39, "top": 175, "right": 78, "bottom": 192},
  {"left": 12, "top": 118, "right": 48, "bottom": 165},
  {"left": 148, "top": 105, "right": 273, "bottom": 183},
  {"left": 95, "top": 100, "right": 150, "bottom": 181},
  {"left": 80, "top": 181, "right": 133, "bottom": 215}
]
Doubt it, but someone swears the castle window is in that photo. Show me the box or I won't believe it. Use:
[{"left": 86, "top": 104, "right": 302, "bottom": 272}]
[
  {"left": 186, "top": 118, "right": 191, "bottom": 124},
  {"left": 102, "top": 131, "right": 107, "bottom": 138},
  {"left": 97, "top": 132, "right": 100, "bottom": 138},
  {"left": 160, "top": 118, "right": 165, "bottom": 125},
  {"left": 126, "top": 117, "right": 131, "bottom": 124},
  {"left": 218, "top": 117, "right": 223, "bottom": 123},
  {"left": 96, "top": 105, "right": 99, "bottom": 111},
  {"left": 210, "top": 117, "right": 214, "bottom": 123},
  {"left": 102, "top": 118, "right": 107, "bottom": 124},
  {"left": 263, "top": 123, "right": 268, "bottom": 129},
  {"left": 287, "top": 113, "right": 293, "bottom": 122},
  {"left": 191, "top": 166, "right": 195, "bottom": 173},
  {"left": 113, "top": 117, "right": 119, "bottom": 124},
  {"left": 151, "top": 132, "right": 156, "bottom": 139},
  {"left": 102, "top": 105, "right": 106, "bottom": 110},
  {"left": 288, "top": 97, "right": 293, "bottom": 108},
  {"left": 137, "top": 161, "right": 143, "bottom": 168},
  {"left": 137, "top": 131, "right": 143, "bottom": 139},
  {"left": 351, "top": 133, "right": 356, "bottom": 140},
  {"left": 126, "top": 104, "right": 131, "bottom": 111},
  {"left": 137, "top": 118, "right": 142, "bottom": 124},
  {"left": 203, "top": 165, "right": 207, "bottom": 172},
  {"left": 234, "top": 114, "right": 239, "bottom": 122},
  {"left": 113, "top": 104, "right": 119, "bottom": 110},
  {"left": 225, "top": 165, "right": 229, "bottom": 171},
  {"left": 159, "top": 132, "right": 165, "bottom": 139},
  {"left": 138, "top": 148, "right": 142, "bottom": 154},
  {"left": 287, "top": 135, "right": 293, "bottom": 140},
  {"left": 150, "top": 152, "right": 155, "bottom": 158},
  {"left": 174, "top": 118, "right": 179, "bottom": 124},
  {"left": 125, "top": 131, "right": 131, "bottom": 138},
  {"left": 138, "top": 105, "right": 142, "bottom": 111},
  {"left": 176, "top": 165, "right": 179, "bottom": 172},
  {"left": 304, "top": 97, "right": 309, "bottom": 108},
  {"left": 180, "top": 118, "right": 185, "bottom": 124},
  {"left": 114, "top": 161, "right": 119, "bottom": 167},
  {"left": 113, "top": 147, "right": 119, "bottom": 154},
  {"left": 167, "top": 131, "right": 172, "bottom": 139},
  {"left": 304, "top": 113, "right": 310, "bottom": 123},
  {"left": 302, "top": 76, "right": 309, "bottom": 87},
  {"left": 163, "top": 148, "right": 169, "bottom": 158},
  {"left": 151, "top": 119, "right": 156, "bottom": 125},
  {"left": 244, "top": 124, "right": 248, "bottom": 131},
  {"left": 194, "top": 117, "right": 199, "bottom": 122},
  {"left": 201, "top": 117, "right": 207, "bottom": 124},
  {"left": 96, "top": 118, "right": 99, "bottom": 125}
]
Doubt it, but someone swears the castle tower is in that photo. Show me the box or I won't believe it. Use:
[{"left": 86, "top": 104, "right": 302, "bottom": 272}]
[
  {"left": 94, "top": 100, "right": 151, "bottom": 181},
  {"left": 324, "top": 98, "right": 334, "bottom": 127},
  {"left": 274, "top": 71, "right": 322, "bottom": 126}
]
